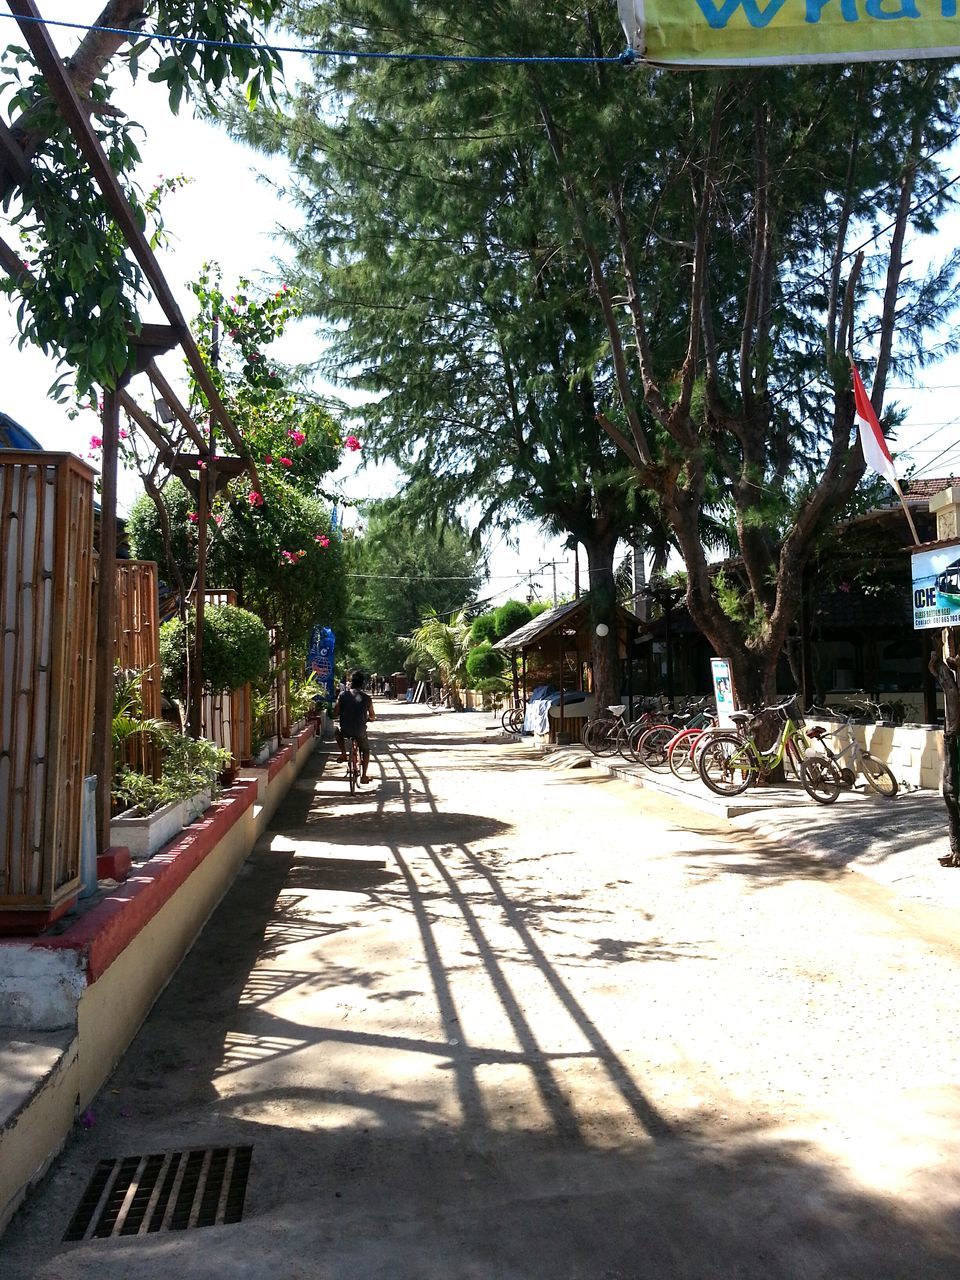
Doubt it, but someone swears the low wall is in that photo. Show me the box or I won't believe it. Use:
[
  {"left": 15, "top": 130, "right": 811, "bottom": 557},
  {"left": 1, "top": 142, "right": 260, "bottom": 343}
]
[
  {"left": 804, "top": 718, "right": 941, "bottom": 791},
  {"left": 0, "top": 725, "right": 316, "bottom": 1235}
]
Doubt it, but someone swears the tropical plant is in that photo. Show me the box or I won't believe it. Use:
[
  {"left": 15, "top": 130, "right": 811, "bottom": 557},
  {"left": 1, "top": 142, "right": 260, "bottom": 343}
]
[
  {"left": 407, "top": 610, "right": 473, "bottom": 711},
  {"left": 160, "top": 604, "right": 270, "bottom": 699},
  {"left": 113, "top": 734, "right": 231, "bottom": 815},
  {"left": 112, "top": 665, "right": 173, "bottom": 754}
]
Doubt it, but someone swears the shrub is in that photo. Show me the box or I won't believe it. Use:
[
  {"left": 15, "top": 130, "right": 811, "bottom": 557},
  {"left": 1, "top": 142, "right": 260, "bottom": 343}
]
[
  {"left": 470, "top": 612, "right": 499, "bottom": 644},
  {"left": 161, "top": 604, "right": 270, "bottom": 696},
  {"left": 113, "top": 734, "right": 232, "bottom": 815},
  {"left": 466, "top": 642, "right": 505, "bottom": 683},
  {"left": 494, "top": 599, "right": 533, "bottom": 640}
]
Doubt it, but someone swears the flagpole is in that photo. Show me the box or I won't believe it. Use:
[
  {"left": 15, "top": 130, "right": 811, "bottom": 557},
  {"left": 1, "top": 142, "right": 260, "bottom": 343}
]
[{"left": 891, "top": 476, "right": 922, "bottom": 545}]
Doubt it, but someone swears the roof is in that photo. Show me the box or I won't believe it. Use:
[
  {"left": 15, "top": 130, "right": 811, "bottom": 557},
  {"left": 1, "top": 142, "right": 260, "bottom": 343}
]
[
  {"left": 493, "top": 600, "right": 584, "bottom": 651},
  {"left": 899, "top": 476, "right": 960, "bottom": 503},
  {"left": 0, "top": 411, "right": 43, "bottom": 450},
  {"left": 493, "top": 598, "right": 642, "bottom": 652}
]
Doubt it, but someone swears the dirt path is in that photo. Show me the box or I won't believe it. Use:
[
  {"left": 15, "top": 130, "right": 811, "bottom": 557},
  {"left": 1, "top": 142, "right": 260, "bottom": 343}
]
[{"left": 4, "top": 703, "right": 960, "bottom": 1278}]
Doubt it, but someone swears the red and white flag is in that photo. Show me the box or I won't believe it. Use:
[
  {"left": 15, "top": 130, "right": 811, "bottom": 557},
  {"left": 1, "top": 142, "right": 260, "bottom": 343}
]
[{"left": 851, "top": 362, "right": 897, "bottom": 486}]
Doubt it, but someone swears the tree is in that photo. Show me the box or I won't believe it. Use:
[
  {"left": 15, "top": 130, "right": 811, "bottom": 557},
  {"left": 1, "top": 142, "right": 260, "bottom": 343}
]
[
  {"left": 240, "top": 2, "right": 960, "bottom": 706},
  {"left": 233, "top": 7, "right": 679, "bottom": 711},
  {"left": 407, "top": 610, "right": 472, "bottom": 710},
  {"left": 346, "top": 500, "right": 482, "bottom": 674}
]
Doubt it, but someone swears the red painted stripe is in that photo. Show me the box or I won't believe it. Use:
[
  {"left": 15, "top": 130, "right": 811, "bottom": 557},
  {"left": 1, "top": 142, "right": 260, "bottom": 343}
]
[
  {"left": 267, "top": 743, "right": 294, "bottom": 781},
  {"left": 0, "top": 781, "right": 257, "bottom": 983},
  {"left": 296, "top": 723, "right": 316, "bottom": 751}
]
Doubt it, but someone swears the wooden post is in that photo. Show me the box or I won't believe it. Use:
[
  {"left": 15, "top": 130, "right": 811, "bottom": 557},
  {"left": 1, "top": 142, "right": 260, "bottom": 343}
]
[
  {"left": 93, "top": 389, "right": 119, "bottom": 852},
  {"left": 189, "top": 461, "right": 208, "bottom": 737}
]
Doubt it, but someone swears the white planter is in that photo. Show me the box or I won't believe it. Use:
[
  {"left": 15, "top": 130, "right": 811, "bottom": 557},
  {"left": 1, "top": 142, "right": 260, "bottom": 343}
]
[
  {"left": 110, "top": 799, "right": 185, "bottom": 861},
  {"left": 254, "top": 735, "right": 279, "bottom": 765},
  {"left": 181, "top": 788, "right": 212, "bottom": 826}
]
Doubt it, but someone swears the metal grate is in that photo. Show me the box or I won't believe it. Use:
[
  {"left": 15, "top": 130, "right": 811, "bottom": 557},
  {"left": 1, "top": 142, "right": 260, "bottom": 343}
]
[{"left": 63, "top": 1146, "right": 252, "bottom": 1242}]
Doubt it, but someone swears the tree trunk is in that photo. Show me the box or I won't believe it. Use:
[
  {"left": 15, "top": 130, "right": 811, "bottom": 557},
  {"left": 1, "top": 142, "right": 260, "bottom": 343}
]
[{"left": 582, "top": 532, "right": 620, "bottom": 714}]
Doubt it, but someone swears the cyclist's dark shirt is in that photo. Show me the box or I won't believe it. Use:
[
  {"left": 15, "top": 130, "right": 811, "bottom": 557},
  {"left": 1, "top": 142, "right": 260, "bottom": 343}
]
[{"left": 338, "top": 689, "right": 373, "bottom": 737}]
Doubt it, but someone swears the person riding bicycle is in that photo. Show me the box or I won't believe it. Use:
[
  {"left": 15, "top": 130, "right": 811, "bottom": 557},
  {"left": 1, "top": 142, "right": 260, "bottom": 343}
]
[{"left": 335, "top": 669, "right": 376, "bottom": 785}]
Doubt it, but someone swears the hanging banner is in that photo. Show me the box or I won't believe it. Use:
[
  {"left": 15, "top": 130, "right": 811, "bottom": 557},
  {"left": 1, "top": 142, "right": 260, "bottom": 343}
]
[
  {"left": 618, "top": 1, "right": 960, "bottom": 68},
  {"left": 710, "top": 657, "right": 737, "bottom": 727},
  {"left": 307, "top": 625, "right": 336, "bottom": 700}
]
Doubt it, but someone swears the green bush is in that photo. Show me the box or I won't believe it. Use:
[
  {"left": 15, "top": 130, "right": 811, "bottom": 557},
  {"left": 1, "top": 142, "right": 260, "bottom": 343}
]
[
  {"left": 494, "top": 599, "right": 533, "bottom": 640},
  {"left": 465, "top": 642, "right": 504, "bottom": 683},
  {"left": 160, "top": 604, "right": 270, "bottom": 696},
  {"left": 470, "top": 612, "right": 499, "bottom": 644},
  {"left": 113, "top": 734, "right": 232, "bottom": 815}
]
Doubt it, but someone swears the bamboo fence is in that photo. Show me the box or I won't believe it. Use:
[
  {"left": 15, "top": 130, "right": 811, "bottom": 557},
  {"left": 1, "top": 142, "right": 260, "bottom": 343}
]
[
  {"left": 114, "top": 560, "right": 162, "bottom": 777},
  {"left": 0, "top": 453, "right": 96, "bottom": 916}
]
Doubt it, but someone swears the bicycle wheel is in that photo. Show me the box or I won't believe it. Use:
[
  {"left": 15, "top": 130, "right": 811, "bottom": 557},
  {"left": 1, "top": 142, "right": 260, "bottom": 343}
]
[
  {"left": 860, "top": 753, "right": 899, "bottom": 798},
  {"left": 348, "top": 740, "right": 358, "bottom": 796},
  {"left": 799, "top": 753, "right": 841, "bottom": 804},
  {"left": 698, "top": 734, "right": 757, "bottom": 796},
  {"left": 595, "top": 720, "right": 623, "bottom": 758},
  {"left": 583, "top": 719, "right": 609, "bottom": 754},
  {"left": 668, "top": 730, "right": 700, "bottom": 780},
  {"left": 500, "top": 706, "right": 515, "bottom": 731},
  {"left": 638, "top": 725, "right": 675, "bottom": 771}
]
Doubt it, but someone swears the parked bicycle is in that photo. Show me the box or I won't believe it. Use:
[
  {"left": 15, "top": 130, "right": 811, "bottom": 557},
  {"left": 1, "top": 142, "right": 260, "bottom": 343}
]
[
  {"left": 803, "top": 704, "right": 898, "bottom": 803},
  {"left": 585, "top": 699, "right": 668, "bottom": 760},
  {"left": 500, "top": 700, "right": 526, "bottom": 735},
  {"left": 697, "top": 697, "right": 841, "bottom": 802}
]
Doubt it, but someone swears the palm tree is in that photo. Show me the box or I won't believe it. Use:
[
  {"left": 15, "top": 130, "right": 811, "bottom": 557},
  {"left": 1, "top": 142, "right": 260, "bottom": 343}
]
[{"left": 407, "top": 610, "right": 472, "bottom": 710}]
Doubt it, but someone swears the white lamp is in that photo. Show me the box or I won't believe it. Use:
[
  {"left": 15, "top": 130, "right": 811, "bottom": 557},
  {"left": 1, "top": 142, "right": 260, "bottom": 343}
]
[{"left": 595, "top": 622, "right": 610, "bottom": 637}]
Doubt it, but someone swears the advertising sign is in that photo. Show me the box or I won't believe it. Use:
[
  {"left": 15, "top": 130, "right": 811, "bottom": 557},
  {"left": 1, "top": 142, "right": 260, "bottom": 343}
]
[
  {"left": 618, "top": 1, "right": 960, "bottom": 68},
  {"left": 710, "top": 657, "right": 737, "bottom": 727},
  {"left": 307, "top": 625, "right": 336, "bottom": 699},
  {"left": 911, "top": 545, "right": 960, "bottom": 631}
]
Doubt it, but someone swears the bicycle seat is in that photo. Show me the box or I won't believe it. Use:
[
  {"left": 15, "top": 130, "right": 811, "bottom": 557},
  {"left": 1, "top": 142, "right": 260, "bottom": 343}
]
[
  {"left": 607, "top": 705, "right": 626, "bottom": 717},
  {"left": 806, "top": 725, "right": 828, "bottom": 740},
  {"left": 728, "top": 711, "right": 752, "bottom": 725}
]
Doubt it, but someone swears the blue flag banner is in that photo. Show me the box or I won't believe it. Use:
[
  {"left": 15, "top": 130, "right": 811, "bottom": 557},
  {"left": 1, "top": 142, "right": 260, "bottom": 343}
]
[{"left": 308, "top": 625, "right": 336, "bottom": 700}]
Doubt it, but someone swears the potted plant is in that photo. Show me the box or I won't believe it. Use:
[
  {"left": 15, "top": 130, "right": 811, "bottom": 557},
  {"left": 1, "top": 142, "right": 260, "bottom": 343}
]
[{"left": 111, "top": 735, "right": 232, "bottom": 859}]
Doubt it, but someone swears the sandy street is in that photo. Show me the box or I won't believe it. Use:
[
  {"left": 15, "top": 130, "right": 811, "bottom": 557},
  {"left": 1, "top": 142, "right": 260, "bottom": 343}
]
[{"left": 3, "top": 701, "right": 960, "bottom": 1278}]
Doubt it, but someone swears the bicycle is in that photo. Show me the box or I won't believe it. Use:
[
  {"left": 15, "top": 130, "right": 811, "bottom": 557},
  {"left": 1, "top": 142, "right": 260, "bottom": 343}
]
[
  {"left": 805, "top": 705, "right": 898, "bottom": 801},
  {"left": 697, "top": 697, "right": 842, "bottom": 802},
  {"left": 667, "top": 712, "right": 718, "bottom": 780},
  {"left": 585, "top": 703, "right": 666, "bottom": 760},
  {"left": 632, "top": 699, "right": 710, "bottom": 770},
  {"left": 500, "top": 700, "right": 526, "bottom": 734},
  {"left": 343, "top": 734, "right": 361, "bottom": 796}
]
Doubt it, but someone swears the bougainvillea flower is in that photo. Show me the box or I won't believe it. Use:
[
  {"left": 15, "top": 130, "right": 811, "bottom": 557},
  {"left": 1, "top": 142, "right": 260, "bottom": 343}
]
[
  {"left": 264, "top": 454, "right": 273, "bottom": 464},
  {"left": 187, "top": 511, "right": 199, "bottom": 524},
  {"left": 248, "top": 490, "right": 264, "bottom": 507},
  {"left": 278, "top": 456, "right": 292, "bottom": 468},
  {"left": 89, "top": 435, "right": 103, "bottom": 450},
  {"left": 287, "top": 429, "right": 306, "bottom": 446},
  {"left": 315, "top": 534, "right": 330, "bottom": 548},
  {"left": 118, "top": 428, "right": 128, "bottom": 440},
  {"left": 344, "top": 435, "right": 361, "bottom": 452}
]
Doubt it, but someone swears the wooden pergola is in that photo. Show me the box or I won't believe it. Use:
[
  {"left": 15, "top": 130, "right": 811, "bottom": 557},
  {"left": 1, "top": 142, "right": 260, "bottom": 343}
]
[{"left": 0, "top": 2, "right": 256, "bottom": 879}]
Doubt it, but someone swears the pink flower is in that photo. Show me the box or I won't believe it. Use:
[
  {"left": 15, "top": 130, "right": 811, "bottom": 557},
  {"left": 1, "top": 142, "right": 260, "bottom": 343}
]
[
  {"left": 280, "top": 549, "right": 299, "bottom": 564},
  {"left": 315, "top": 534, "right": 330, "bottom": 548},
  {"left": 278, "top": 456, "right": 292, "bottom": 468},
  {"left": 118, "top": 428, "right": 128, "bottom": 440},
  {"left": 344, "top": 435, "right": 361, "bottom": 452},
  {"left": 214, "top": 514, "right": 224, "bottom": 526},
  {"left": 264, "top": 454, "right": 273, "bottom": 464},
  {"left": 89, "top": 435, "right": 102, "bottom": 450},
  {"left": 187, "top": 511, "right": 199, "bottom": 524},
  {"left": 287, "top": 429, "right": 306, "bottom": 446},
  {"left": 248, "top": 490, "right": 264, "bottom": 507}
]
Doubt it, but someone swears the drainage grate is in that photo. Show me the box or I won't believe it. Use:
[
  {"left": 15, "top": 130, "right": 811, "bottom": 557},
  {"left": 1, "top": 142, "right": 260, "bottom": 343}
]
[{"left": 63, "top": 1146, "right": 252, "bottom": 1242}]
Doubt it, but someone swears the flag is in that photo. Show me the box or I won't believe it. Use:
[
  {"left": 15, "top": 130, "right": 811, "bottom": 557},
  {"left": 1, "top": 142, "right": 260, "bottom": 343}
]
[{"left": 851, "top": 363, "right": 897, "bottom": 486}]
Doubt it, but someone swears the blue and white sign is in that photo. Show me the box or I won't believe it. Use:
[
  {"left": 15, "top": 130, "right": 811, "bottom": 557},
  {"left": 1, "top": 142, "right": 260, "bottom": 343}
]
[
  {"left": 911, "top": 545, "right": 960, "bottom": 631},
  {"left": 307, "top": 625, "right": 336, "bottom": 699},
  {"left": 710, "top": 657, "right": 736, "bottom": 728}
]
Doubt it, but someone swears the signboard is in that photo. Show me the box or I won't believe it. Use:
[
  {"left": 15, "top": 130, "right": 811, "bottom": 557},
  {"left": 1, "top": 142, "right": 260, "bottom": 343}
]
[
  {"left": 912, "top": 545, "right": 960, "bottom": 631},
  {"left": 710, "top": 657, "right": 737, "bottom": 727},
  {"left": 307, "top": 625, "right": 336, "bottom": 699},
  {"left": 618, "top": 1, "right": 960, "bottom": 67}
]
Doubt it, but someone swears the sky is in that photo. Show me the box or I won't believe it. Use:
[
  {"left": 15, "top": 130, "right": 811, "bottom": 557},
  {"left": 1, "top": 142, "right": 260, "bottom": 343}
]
[{"left": 2, "top": 5, "right": 960, "bottom": 609}]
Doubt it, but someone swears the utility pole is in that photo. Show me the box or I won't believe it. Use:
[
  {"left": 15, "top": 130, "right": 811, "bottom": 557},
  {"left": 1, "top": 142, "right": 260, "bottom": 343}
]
[{"left": 539, "top": 560, "right": 562, "bottom": 608}]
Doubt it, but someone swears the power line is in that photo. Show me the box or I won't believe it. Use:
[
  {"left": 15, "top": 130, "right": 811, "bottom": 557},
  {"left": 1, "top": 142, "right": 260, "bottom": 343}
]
[{"left": 0, "top": 12, "right": 634, "bottom": 66}]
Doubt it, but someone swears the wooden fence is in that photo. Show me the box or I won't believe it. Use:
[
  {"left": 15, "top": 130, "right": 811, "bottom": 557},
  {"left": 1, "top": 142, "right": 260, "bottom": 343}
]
[
  {"left": 0, "top": 453, "right": 96, "bottom": 927},
  {"left": 114, "top": 560, "right": 162, "bottom": 777}
]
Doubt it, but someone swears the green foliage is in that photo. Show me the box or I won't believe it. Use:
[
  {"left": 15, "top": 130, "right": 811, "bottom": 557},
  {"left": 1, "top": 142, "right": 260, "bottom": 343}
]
[
  {"left": 113, "top": 734, "right": 231, "bottom": 815},
  {"left": 407, "top": 610, "right": 473, "bottom": 709},
  {"left": 465, "top": 643, "right": 504, "bottom": 684},
  {"left": 494, "top": 600, "right": 533, "bottom": 640},
  {"left": 347, "top": 499, "right": 482, "bottom": 674},
  {"left": 470, "top": 612, "right": 499, "bottom": 645},
  {"left": 160, "top": 604, "right": 269, "bottom": 697},
  {"left": 129, "top": 479, "right": 348, "bottom": 652},
  {"left": 112, "top": 665, "right": 173, "bottom": 754},
  {"left": 289, "top": 671, "right": 324, "bottom": 722}
]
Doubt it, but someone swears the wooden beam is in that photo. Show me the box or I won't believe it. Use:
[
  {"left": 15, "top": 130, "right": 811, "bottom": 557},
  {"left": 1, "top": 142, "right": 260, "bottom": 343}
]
[
  {"left": 5, "top": 1, "right": 249, "bottom": 461},
  {"left": 0, "top": 115, "right": 29, "bottom": 184},
  {"left": 92, "top": 389, "right": 120, "bottom": 853},
  {"left": 145, "top": 362, "right": 208, "bottom": 452}
]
